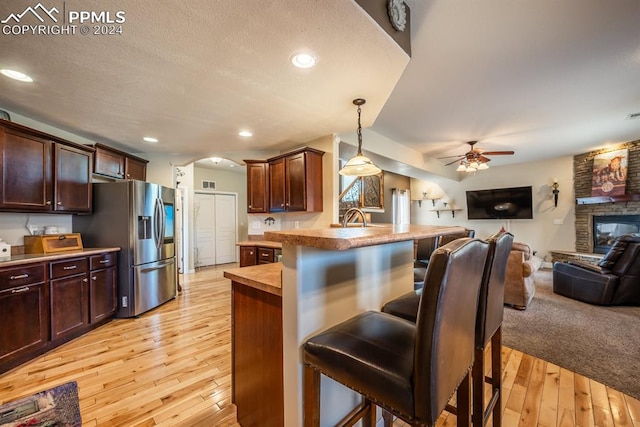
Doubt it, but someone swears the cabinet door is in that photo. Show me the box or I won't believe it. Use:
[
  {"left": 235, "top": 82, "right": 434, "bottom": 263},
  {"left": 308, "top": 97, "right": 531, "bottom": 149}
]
[
  {"left": 269, "top": 158, "right": 286, "bottom": 212},
  {"left": 90, "top": 267, "right": 117, "bottom": 323},
  {"left": 240, "top": 247, "right": 257, "bottom": 267},
  {"left": 0, "top": 264, "right": 49, "bottom": 367},
  {"left": 125, "top": 157, "right": 147, "bottom": 180},
  {"left": 50, "top": 274, "right": 89, "bottom": 341},
  {"left": 285, "top": 152, "right": 307, "bottom": 211},
  {"left": 94, "top": 146, "right": 125, "bottom": 179},
  {"left": 246, "top": 162, "right": 269, "bottom": 213},
  {"left": 54, "top": 144, "right": 92, "bottom": 213},
  {"left": 0, "top": 126, "right": 52, "bottom": 211}
]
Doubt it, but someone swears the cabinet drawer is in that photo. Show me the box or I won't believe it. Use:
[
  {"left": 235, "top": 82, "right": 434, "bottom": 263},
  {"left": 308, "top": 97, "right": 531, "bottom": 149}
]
[
  {"left": 90, "top": 252, "right": 117, "bottom": 270},
  {"left": 257, "top": 247, "right": 274, "bottom": 263},
  {"left": 0, "top": 264, "right": 46, "bottom": 291},
  {"left": 50, "top": 257, "right": 88, "bottom": 279}
]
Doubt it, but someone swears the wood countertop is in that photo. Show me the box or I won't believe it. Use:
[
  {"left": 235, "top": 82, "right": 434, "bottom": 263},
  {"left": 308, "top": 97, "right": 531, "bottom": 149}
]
[
  {"left": 264, "top": 224, "right": 466, "bottom": 251},
  {"left": 0, "top": 247, "right": 121, "bottom": 268},
  {"left": 224, "top": 263, "right": 282, "bottom": 296}
]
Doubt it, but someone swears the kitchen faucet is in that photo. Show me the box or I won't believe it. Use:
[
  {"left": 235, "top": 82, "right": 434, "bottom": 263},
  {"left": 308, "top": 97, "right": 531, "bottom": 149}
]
[{"left": 342, "top": 207, "right": 368, "bottom": 228}]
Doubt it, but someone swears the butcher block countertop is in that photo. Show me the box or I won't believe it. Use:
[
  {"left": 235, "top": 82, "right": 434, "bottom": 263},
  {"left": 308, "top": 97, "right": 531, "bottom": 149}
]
[
  {"left": 264, "top": 224, "right": 466, "bottom": 251},
  {"left": 224, "top": 262, "right": 282, "bottom": 297},
  {"left": 0, "top": 247, "right": 121, "bottom": 268}
]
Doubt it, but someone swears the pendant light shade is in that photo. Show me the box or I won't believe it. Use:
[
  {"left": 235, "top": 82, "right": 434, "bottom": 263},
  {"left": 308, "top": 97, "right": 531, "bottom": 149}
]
[{"left": 339, "top": 98, "right": 382, "bottom": 176}]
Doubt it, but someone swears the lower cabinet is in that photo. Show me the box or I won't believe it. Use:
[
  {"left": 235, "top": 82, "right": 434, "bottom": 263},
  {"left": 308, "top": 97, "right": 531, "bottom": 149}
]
[
  {"left": 239, "top": 245, "right": 281, "bottom": 267},
  {"left": 240, "top": 247, "right": 257, "bottom": 267},
  {"left": 0, "top": 250, "right": 118, "bottom": 374},
  {"left": 0, "top": 263, "right": 49, "bottom": 368}
]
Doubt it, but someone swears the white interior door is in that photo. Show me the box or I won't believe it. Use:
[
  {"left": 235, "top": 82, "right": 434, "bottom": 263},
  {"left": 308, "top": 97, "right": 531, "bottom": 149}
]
[
  {"left": 194, "top": 193, "right": 216, "bottom": 268},
  {"left": 214, "top": 194, "right": 237, "bottom": 264},
  {"left": 194, "top": 193, "right": 238, "bottom": 267}
]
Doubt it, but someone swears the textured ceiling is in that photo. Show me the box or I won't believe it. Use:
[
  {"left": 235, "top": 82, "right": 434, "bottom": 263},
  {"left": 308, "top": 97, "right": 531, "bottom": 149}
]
[{"left": 1, "top": 0, "right": 639, "bottom": 174}]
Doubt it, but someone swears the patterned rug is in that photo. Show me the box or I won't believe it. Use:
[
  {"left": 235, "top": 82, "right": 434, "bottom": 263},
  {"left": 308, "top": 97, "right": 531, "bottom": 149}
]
[{"left": 0, "top": 381, "right": 81, "bottom": 427}]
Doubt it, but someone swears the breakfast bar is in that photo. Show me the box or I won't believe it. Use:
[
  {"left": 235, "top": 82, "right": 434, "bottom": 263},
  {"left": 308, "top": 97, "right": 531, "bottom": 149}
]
[{"left": 224, "top": 224, "right": 464, "bottom": 427}]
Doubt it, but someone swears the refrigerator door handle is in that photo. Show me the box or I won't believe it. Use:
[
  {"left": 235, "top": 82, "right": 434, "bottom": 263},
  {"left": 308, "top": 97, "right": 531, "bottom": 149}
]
[
  {"left": 140, "top": 259, "right": 174, "bottom": 273},
  {"left": 153, "top": 197, "right": 162, "bottom": 249},
  {"left": 159, "top": 197, "right": 166, "bottom": 247}
]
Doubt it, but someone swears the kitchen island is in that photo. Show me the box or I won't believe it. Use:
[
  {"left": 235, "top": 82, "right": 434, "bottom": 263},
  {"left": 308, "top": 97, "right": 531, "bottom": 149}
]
[{"left": 225, "top": 224, "right": 465, "bottom": 427}]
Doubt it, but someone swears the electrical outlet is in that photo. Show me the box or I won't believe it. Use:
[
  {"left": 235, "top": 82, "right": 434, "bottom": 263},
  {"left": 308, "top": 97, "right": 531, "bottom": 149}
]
[
  {"left": 252, "top": 221, "right": 261, "bottom": 230},
  {"left": 553, "top": 219, "right": 564, "bottom": 225},
  {"left": 294, "top": 221, "right": 299, "bottom": 229}
]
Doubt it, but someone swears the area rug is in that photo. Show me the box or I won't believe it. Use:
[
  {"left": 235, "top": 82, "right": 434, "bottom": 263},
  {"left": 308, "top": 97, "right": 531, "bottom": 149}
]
[
  {"left": 0, "top": 381, "right": 81, "bottom": 427},
  {"left": 502, "top": 269, "right": 640, "bottom": 399}
]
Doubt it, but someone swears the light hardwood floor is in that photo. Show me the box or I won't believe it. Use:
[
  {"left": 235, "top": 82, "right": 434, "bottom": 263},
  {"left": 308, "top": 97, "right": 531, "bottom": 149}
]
[{"left": 1, "top": 264, "right": 639, "bottom": 426}]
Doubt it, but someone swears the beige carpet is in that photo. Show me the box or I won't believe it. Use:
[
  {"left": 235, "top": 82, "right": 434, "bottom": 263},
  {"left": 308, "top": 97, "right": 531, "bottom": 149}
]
[{"left": 502, "top": 269, "right": 640, "bottom": 399}]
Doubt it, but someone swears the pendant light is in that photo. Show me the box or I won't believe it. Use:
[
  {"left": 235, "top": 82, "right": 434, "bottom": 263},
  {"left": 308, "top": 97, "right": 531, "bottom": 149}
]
[{"left": 339, "top": 98, "right": 382, "bottom": 176}]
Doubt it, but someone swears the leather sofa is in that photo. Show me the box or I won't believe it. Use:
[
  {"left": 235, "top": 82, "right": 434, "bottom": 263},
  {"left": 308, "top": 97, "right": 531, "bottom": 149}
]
[
  {"left": 553, "top": 234, "right": 640, "bottom": 305},
  {"left": 504, "top": 241, "right": 543, "bottom": 309}
]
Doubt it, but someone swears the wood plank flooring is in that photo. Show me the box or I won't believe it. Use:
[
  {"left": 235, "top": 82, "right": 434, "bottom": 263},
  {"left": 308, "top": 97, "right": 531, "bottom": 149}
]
[{"left": 1, "top": 264, "right": 638, "bottom": 426}]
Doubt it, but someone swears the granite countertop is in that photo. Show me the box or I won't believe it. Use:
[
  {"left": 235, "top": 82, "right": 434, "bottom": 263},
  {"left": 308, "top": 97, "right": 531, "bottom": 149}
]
[
  {"left": 224, "top": 263, "right": 282, "bottom": 296},
  {"left": 236, "top": 240, "right": 283, "bottom": 249},
  {"left": 264, "top": 224, "right": 466, "bottom": 251},
  {"left": 0, "top": 247, "right": 121, "bottom": 267}
]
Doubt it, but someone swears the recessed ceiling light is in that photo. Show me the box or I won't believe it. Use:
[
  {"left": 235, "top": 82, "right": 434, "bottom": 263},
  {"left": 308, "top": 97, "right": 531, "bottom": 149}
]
[
  {"left": 238, "top": 130, "right": 253, "bottom": 137},
  {"left": 143, "top": 136, "right": 158, "bottom": 143},
  {"left": 291, "top": 52, "right": 317, "bottom": 69},
  {"left": 0, "top": 69, "right": 33, "bottom": 82}
]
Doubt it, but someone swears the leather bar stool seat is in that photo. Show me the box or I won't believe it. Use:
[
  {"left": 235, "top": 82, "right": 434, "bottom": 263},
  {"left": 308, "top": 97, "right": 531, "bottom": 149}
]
[
  {"left": 381, "top": 231, "right": 514, "bottom": 427},
  {"left": 303, "top": 238, "right": 489, "bottom": 427}
]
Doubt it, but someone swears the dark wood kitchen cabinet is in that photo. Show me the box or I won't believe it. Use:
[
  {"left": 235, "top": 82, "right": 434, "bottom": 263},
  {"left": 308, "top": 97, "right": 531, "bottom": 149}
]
[
  {"left": 93, "top": 143, "right": 148, "bottom": 181},
  {"left": 240, "top": 246, "right": 257, "bottom": 267},
  {"left": 50, "top": 257, "right": 89, "bottom": 342},
  {"left": 0, "top": 120, "right": 93, "bottom": 213},
  {"left": 245, "top": 160, "right": 269, "bottom": 213},
  {"left": 89, "top": 252, "right": 117, "bottom": 323},
  {"left": 0, "top": 263, "right": 49, "bottom": 369},
  {"left": 268, "top": 148, "right": 324, "bottom": 213},
  {"left": 0, "top": 249, "right": 119, "bottom": 375}
]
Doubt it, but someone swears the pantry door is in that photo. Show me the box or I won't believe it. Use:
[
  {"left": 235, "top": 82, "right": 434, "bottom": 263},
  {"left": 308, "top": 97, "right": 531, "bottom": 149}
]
[{"left": 194, "top": 193, "right": 237, "bottom": 267}]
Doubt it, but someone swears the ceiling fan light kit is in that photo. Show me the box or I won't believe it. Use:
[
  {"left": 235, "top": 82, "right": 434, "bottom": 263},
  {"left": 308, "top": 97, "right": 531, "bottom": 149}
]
[{"left": 441, "top": 141, "right": 514, "bottom": 173}]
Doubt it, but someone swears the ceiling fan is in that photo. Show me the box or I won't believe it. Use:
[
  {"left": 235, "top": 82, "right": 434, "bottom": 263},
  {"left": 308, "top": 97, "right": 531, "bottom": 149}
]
[{"left": 438, "top": 141, "right": 514, "bottom": 172}]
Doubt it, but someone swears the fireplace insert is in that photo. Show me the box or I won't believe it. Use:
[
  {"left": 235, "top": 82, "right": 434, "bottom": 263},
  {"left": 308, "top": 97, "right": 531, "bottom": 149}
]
[{"left": 592, "top": 215, "right": 640, "bottom": 254}]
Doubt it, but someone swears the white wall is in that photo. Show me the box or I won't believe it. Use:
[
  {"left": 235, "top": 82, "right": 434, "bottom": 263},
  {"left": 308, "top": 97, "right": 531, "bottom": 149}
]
[{"left": 411, "top": 156, "right": 575, "bottom": 261}]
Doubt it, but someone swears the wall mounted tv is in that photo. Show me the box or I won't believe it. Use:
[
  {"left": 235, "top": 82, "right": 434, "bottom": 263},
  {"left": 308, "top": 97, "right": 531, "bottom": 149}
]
[{"left": 466, "top": 186, "right": 533, "bottom": 220}]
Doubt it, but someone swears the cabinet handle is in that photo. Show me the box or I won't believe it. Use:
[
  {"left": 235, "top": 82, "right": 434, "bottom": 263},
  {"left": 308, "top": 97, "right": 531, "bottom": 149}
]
[
  {"left": 57, "top": 201, "right": 62, "bottom": 205},
  {"left": 11, "top": 286, "right": 30, "bottom": 293},
  {"left": 99, "top": 260, "right": 109, "bottom": 264},
  {"left": 285, "top": 203, "right": 289, "bottom": 207},
  {"left": 249, "top": 251, "right": 253, "bottom": 255},
  {"left": 46, "top": 200, "right": 52, "bottom": 205},
  {"left": 261, "top": 253, "right": 269, "bottom": 257},
  {"left": 63, "top": 265, "right": 78, "bottom": 270},
  {"left": 92, "top": 276, "right": 97, "bottom": 280},
  {"left": 248, "top": 205, "right": 252, "bottom": 208},
  {"left": 10, "top": 274, "right": 29, "bottom": 280},
  {"left": 281, "top": 204, "right": 284, "bottom": 207},
  {"left": 83, "top": 278, "right": 88, "bottom": 282}
]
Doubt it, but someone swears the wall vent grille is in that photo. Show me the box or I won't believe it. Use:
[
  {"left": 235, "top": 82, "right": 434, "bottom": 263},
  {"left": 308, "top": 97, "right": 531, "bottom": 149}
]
[{"left": 202, "top": 180, "right": 216, "bottom": 190}]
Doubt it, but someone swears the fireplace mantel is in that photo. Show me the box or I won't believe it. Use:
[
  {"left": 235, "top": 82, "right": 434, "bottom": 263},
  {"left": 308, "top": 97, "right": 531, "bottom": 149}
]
[{"left": 576, "top": 193, "right": 640, "bottom": 204}]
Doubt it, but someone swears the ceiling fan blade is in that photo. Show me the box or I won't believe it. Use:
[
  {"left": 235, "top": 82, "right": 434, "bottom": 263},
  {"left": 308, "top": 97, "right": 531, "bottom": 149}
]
[
  {"left": 481, "top": 150, "right": 514, "bottom": 155},
  {"left": 444, "top": 158, "right": 465, "bottom": 166},
  {"left": 437, "top": 154, "right": 466, "bottom": 159},
  {"left": 477, "top": 155, "right": 491, "bottom": 163}
]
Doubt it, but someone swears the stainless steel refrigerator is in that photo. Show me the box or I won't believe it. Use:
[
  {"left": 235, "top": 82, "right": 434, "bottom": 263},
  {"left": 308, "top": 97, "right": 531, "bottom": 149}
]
[{"left": 74, "top": 180, "right": 177, "bottom": 318}]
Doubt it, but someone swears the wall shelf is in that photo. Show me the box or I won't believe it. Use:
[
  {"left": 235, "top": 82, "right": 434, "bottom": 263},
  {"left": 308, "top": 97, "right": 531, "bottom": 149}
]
[
  {"left": 413, "top": 192, "right": 439, "bottom": 207},
  {"left": 576, "top": 193, "right": 640, "bottom": 205},
  {"left": 430, "top": 208, "right": 462, "bottom": 218}
]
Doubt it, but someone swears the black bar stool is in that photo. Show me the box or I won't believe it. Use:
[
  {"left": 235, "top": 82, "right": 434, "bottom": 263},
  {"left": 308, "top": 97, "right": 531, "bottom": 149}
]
[
  {"left": 381, "top": 231, "right": 513, "bottom": 427},
  {"left": 302, "top": 238, "right": 489, "bottom": 427}
]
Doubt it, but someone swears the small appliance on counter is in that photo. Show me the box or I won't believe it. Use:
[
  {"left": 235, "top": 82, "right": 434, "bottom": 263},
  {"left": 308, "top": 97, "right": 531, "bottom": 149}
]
[{"left": 24, "top": 233, "right": 83, "bottom": 254}]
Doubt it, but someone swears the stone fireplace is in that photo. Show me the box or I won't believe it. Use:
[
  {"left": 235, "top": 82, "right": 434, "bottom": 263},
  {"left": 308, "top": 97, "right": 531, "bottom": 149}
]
[{"left": 574, "top": 140, "right": 640, "bottom": 253}]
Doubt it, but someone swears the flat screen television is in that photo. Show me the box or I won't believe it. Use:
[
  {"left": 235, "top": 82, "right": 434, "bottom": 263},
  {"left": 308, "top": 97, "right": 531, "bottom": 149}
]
[{"left": 466, "top": 186, "right": 533, "bottom": 220}]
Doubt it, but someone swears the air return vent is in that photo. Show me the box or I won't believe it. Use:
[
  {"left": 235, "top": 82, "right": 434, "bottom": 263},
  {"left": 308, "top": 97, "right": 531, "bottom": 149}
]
[{"left": 202, "top": 180, "right": 216, "bottom": 190}]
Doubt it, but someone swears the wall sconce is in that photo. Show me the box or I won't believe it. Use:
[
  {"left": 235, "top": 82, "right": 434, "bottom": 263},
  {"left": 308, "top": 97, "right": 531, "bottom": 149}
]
[{"left": 551, "top": 179, "right": 559, "bottom": 207}]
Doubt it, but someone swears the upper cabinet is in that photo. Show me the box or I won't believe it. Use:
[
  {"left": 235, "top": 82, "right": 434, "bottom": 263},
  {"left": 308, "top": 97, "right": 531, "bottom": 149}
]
[
  {"left": 93, "top": 143, "right": 147, "bottom": 181},
  {"left": 0, "top": 120, "right": 93, "bottom": 213},
  {"left": 245, "top": 160, "right": 269, "bottom": 213},
  {"left": 245, "top": 148, "right": 324, "bottom": 214},
  {"left": 268, "top": 148, "right": 324, "bottom": 213}
]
